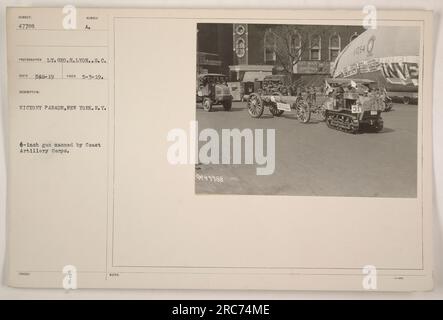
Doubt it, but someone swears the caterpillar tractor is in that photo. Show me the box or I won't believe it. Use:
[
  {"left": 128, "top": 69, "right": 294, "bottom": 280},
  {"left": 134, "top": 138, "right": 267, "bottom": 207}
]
[
  {"left": 196, "top": 73, "right": 233, "bottom": 112},
  {"left": 322, "top": 78, "right": 385, "bottom": 133}
]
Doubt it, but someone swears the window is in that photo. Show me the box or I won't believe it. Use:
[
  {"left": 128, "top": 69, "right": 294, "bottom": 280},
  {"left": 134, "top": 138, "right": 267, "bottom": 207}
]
[
  {"left": 235, "top": 25, "right": 245, "bottom": 35},
  {"left": 264, "top": 30, "right": 276, "bottom": 63},
  {"left": 309, "top": 34, "right": 321, "bottom": 60},
  {"left": 236, "top": 38, "right": 246, "bottom": 58},
  {"left": 350, "top": 32, "right": 359, "bottom": 42},
  {"left": 329, "top": 33, "right": 341, "bottom": 61},
  {"left": 290, "top": 32, "right": 302, "bottom": 59}
]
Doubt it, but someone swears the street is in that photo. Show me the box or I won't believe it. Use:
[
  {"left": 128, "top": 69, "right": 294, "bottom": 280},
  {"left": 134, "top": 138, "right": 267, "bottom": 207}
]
[{"left": 195, "top": 102, "right": 418, "bottom": 198}]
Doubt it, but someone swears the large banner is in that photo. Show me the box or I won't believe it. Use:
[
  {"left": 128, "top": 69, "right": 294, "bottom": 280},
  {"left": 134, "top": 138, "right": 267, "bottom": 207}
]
[
  {"left": 339, "top": 56, "right": 419, "bottom": 86},
  {"left": 332, "top": 26, "right": 420, "bottom": 91}
]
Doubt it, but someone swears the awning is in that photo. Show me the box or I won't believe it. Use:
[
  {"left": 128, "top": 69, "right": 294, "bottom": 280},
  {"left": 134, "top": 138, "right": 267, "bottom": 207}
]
[{"left": 242, "top": 71, "right": 272, "bottom": 82}]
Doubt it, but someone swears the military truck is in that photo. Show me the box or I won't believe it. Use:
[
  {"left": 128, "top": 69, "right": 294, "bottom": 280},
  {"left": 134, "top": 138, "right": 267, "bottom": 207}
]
[{"left": 196, "top": 73, "right": 233, "bottom": 112}]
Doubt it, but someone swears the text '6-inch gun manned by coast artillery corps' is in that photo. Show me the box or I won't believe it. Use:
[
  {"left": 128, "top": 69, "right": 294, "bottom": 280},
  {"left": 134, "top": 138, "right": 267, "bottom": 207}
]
[{"left": 247, "top": 75, "right": 390, "bottom": 134}]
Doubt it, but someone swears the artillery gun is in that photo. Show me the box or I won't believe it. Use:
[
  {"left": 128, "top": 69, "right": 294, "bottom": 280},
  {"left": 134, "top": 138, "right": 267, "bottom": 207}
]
[{"left": 246, "top": 75, "right": 311, "bottom": 123}]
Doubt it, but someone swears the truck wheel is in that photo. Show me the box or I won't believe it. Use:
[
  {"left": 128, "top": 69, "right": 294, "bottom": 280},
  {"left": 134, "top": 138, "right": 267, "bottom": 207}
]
[
  {"left": 269, "top": 104, "right": 284, "bottom": 117},
  {"left": 223, "top": 100, "right": 232, "bottom": 111},
  {"left": 202, "top": 98, "right": 213, "bottom": 112},
  {"left": 295, "top": 99, "right": 311, "bottom": 123},
  {"left": 403, "top": 96, "right": 410, "bottom": 105},
  {"left": 374, "top": 121, "right": 384, "bottom": 132},
  {"left": 247, "top": 93, "right": 264, "bottom": 118}
]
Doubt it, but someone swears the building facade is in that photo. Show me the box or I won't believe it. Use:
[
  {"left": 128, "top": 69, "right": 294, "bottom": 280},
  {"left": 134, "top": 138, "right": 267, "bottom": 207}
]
[
  {"left": 197, "top": 23, "right": 365, "bottom": 85},
  {"left": 231, "top": 23, "right": 365, "bottom": 83},
  {"left": 197, "top": 24, "right": 233, "bottom": 75}
]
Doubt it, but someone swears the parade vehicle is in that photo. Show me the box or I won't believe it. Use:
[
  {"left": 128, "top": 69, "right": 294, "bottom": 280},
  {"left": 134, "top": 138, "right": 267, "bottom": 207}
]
[
  {"left": 259, "top": 74, "right": 294, "bottom": 96},
  {"left": 321, "top": 78, "right": 385, "bottom": 133},
  {"left": 380, "top": 87, "right": 393, "bottom": 112},
  {"left": 196, "top": 73, "right": 233, "bottom": 112},
  {"left": 246, "top": 75, "right": 311, "bottom": 123},
  {"left": 330, "top": 26, "right": 419, "bottom": 105}
]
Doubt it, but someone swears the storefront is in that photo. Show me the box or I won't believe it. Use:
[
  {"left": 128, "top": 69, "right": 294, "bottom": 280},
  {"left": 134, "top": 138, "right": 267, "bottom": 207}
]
[{"left": 228, "top": 64, "right": 273, "bottom": 100}]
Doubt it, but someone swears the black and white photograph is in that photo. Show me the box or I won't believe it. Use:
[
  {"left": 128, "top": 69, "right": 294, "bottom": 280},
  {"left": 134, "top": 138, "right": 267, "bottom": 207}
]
[
  {"left": 1, "top": 4, "right": 437, "bottom": 296},
  {"left": 195, "top": 23, "right": 420, "bottom": 198}
]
